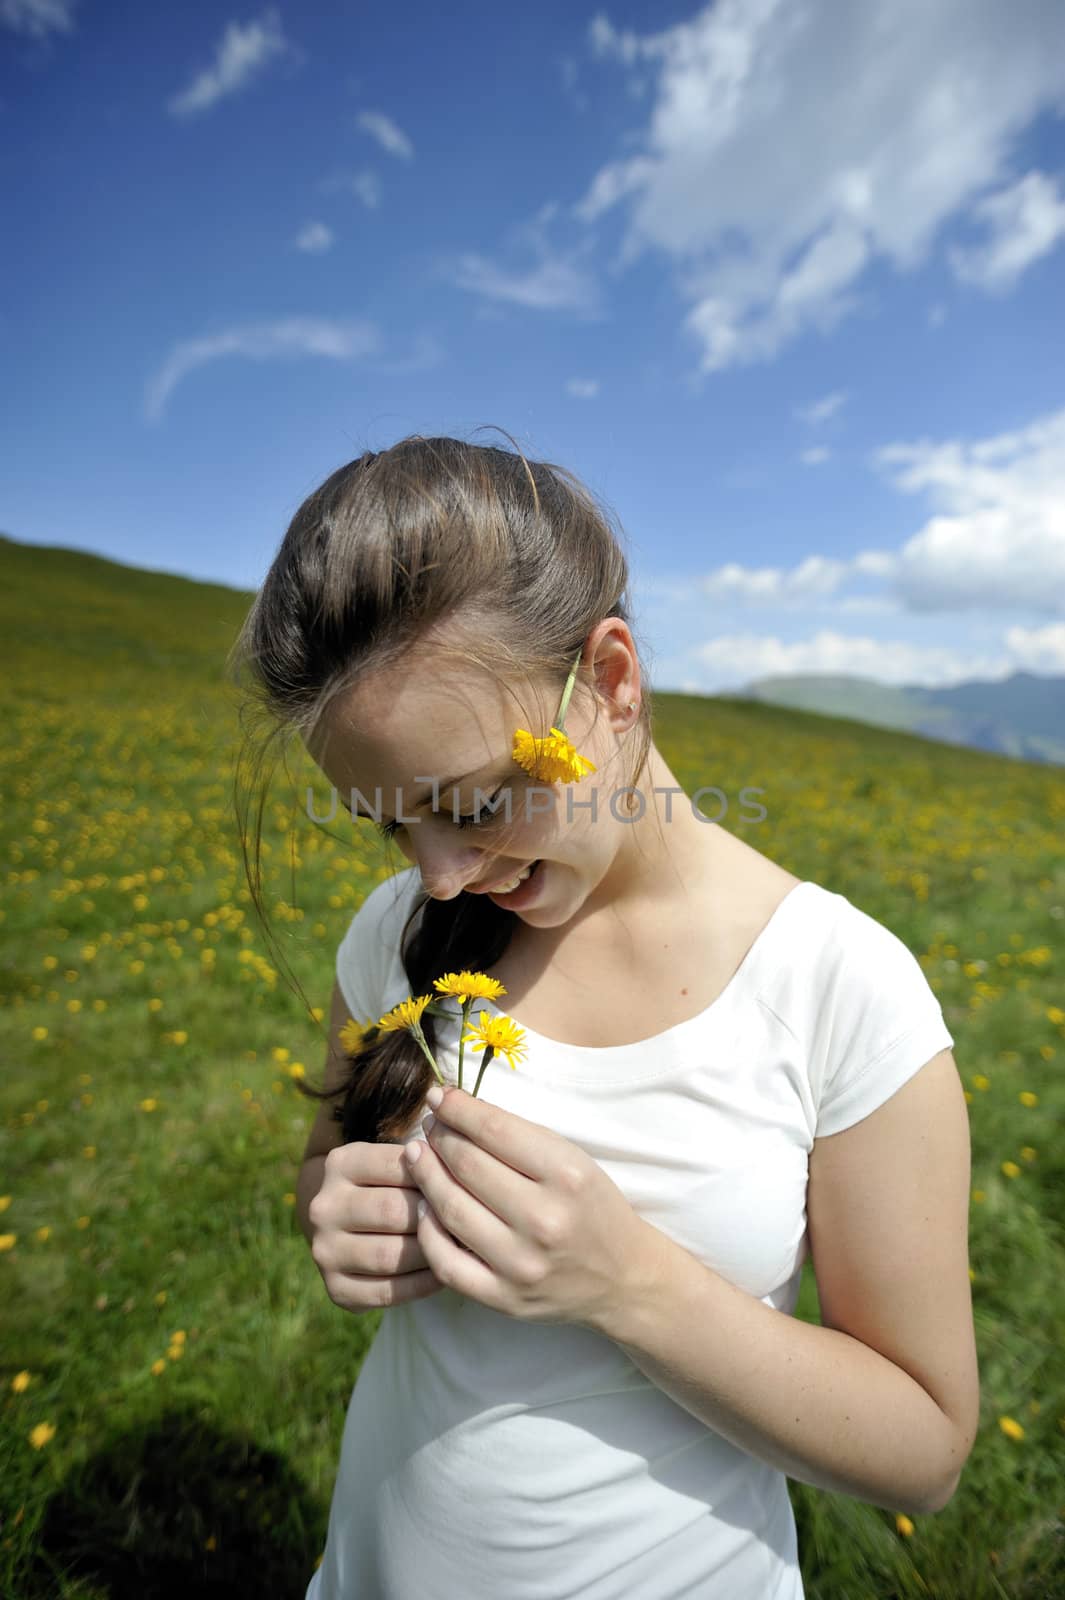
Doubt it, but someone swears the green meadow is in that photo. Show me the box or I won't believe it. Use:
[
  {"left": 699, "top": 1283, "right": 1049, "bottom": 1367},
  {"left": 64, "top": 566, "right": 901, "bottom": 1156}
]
[{"left": 1, "top": 532, "right": 1063, "bottom": 1598}]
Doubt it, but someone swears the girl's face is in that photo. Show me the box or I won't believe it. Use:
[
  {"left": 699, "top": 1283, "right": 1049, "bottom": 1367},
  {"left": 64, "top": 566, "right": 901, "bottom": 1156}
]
[{"left": 306, "top": 638, "right": 642, "bottom": 931}]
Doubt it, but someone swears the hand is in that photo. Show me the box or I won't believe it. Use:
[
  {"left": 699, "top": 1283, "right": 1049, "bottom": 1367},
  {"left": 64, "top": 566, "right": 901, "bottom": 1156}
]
[
  {"left": 402, "top": 1086, "right": 656, "bottom": 1331},
  {"left": 307, "top": 1142, "right": 445, "bottom": 1312}
]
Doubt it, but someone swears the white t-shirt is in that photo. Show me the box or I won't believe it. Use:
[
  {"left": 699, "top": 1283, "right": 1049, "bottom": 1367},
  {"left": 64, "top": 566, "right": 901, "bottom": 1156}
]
[{"left": 305, "top": 866, "right": 954, "bottom": 1600}]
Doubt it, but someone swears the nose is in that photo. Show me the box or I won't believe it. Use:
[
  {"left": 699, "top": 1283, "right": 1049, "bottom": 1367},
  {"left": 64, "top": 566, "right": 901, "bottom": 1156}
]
[{"left": 409, "top": 829, "right": 487, "bottom": 901}]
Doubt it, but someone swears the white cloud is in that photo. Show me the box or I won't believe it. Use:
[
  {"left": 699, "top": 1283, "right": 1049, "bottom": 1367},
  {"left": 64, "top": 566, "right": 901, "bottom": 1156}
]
[
  {"left": 949, "top": 171, "right": 1065, "bottom": 292},
  {"left": 560, "top": 55, "right": 589, "bottom": 113},
  {"left": 1002, "top": 622, "right": 1065, "bottom": 672},
  {"left": 692, "top": 629, "right": 1009, "bottom": 690},
  {"left": 799, "top": 447, "right": 830, "bottom": 466},
  {"left": 874, "top": 407, "right": 1065, "bottom": 613},
  {"left": 796, "top": 390, "right": 846, "bottom": 426},
  {"left": 566, "top": 377, "right": 599, "bottom": 398},
  {"left": 683, "top": 407, "right": 1065, "bottom": 619},
  {"left": 145, "top": 316, "right": 381, "bottom": 421},
  {"left": 356, "top": 110, "right": 414, "bottom": 160},
  {"left": 295, "top": 221, "right": 333, "bottom": 254},
  {"left": 321, "top": 169, "right": 381, "bottom": 209},
  {"left": 447, "top": 250, "right": 601, "bottom": 313},
  {"left": 578, "top": 0, "right": 1065, "bottom": 371},
  {"left": 1, "top": 0, "right": 74, "bottom": 36},
  {"left": 169, "top": 8, "right": 289, "bottom": 118}
]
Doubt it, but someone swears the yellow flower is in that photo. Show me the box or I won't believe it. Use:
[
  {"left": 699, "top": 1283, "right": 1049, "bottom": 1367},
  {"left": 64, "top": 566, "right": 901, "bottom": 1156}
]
[
  {"left": 0, "top": 1234, "right": 17, "bottom": 1251},
  {"left": 895, "top": 1514, "right": 915, "bottom": 1537},
  {"left": 512, "top": 726, "right": 596, "bottom": 784},
  {"left": 460, "top": 1011, "right": 528, "bottom": 1071},
  {"left": 433, "top": 971, "right": 508, "bottom": 1004},
  {"left": 1001, "top": 1160, "right": 1021, "bottom": 1179},
  {"left": 11, "top": 1370, "right": 31, "bottom": 1393},
  {"left": 1019, "top": 1091, "right": 1038, "bottom": 1107},
  {"left": 998, "top": 1415, "right": 1024, "bottom": 1441},
  {"left": 378, "top": 995, "right": 433, "bottom": 1034},
  {"left": 338, "top": 1017, "right": 375, "bottom": 1054},
  {"left": 29, "top": 1421, "right": 56, "bottom": 1450}
]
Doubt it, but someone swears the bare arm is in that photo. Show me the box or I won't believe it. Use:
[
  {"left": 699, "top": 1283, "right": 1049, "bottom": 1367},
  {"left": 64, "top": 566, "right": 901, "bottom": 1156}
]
[{"left": 601, "top": 1048, "right": 979, "bottom": 1516}]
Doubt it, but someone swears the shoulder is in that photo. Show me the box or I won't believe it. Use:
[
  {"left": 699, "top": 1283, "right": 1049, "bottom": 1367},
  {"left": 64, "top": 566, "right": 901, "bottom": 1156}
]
[{"left": 337, "top": 866, "right": 424, "bottom": 960}]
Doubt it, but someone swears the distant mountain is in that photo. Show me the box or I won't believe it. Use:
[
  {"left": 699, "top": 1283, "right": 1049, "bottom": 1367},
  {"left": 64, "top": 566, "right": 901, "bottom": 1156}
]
[{"left": 723, "top": 671, "right": 1065, "bottom": 766}]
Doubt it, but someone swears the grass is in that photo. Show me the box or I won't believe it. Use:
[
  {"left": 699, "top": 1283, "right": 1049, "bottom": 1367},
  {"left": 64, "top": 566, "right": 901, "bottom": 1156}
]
[{"left": 1, "top": 539, "right": 1064, "bottom": 1597}]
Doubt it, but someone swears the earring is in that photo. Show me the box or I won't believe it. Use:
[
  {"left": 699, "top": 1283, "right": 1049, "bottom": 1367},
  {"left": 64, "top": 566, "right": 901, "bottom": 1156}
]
[{"left": 627, "top": 700, "right": 637, "bottom": 712}]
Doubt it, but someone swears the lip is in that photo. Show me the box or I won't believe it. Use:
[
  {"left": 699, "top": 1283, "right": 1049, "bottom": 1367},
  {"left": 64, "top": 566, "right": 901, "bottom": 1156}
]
[{"left": 466, "top": 860, "right": 538, "bottom": 894}]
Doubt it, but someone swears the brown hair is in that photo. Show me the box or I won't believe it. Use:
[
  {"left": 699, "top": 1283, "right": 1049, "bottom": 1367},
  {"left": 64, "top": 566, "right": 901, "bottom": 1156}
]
[{"left": 226, "top": 431, "right": 654, "bottom": 1144}]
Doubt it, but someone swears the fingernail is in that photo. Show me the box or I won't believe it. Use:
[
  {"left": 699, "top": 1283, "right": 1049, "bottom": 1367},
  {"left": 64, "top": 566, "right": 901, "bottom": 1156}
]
[
  {"left": 417, "top": 1198, "right": 428, "bottom": 1220},
  {"left": 405, "top": 1141, "right": 422, "bottom": 1164},
  {"left": 426, "top": 1084, "right": 444, "bottom": 1109},
  {"left": 421, "top": 1112, "right": 436, "bottom": 1136}
]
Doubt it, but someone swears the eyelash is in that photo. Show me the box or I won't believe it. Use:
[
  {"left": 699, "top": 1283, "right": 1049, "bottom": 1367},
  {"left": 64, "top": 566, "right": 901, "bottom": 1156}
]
[{"left": 373, "top": 786, "right": 507, "bottom": 839}]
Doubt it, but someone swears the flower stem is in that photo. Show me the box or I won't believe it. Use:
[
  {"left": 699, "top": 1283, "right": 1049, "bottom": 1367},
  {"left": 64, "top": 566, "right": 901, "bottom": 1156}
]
[
  {"left": 554, "top": 648, "right": 582, "bottom": 733},
  {"left": 411, "top": 1025, "right": 446, "bottom": 1085},
  {"left": 472, "top": 1045, "right": 496, "bottom": 1098},
  {"left": 457, "top": 998, "right": 473, "bottom": 1090}
]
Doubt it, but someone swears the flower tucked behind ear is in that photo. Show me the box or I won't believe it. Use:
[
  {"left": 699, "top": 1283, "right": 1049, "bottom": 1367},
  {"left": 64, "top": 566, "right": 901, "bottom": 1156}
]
[
  {"left": 511, "top": 648, "right": 596, "bottom": 785},
  {"left": 512, "top": 726, "right": 596, "bottom": 784}
]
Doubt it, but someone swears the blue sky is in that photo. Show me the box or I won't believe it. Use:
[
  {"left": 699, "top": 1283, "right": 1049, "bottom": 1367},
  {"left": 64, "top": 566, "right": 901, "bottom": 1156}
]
[{"left": 3, "top": 0, "right": 1065, "bottom": 693}]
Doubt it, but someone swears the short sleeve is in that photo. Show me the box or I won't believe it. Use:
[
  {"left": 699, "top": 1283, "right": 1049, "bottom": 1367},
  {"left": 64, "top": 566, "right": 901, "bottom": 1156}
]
[
  {"left": 813, "top": 898, "right": 955, "bottom": 1139},
  {"left": 335, "top": 868, "right": 420, "bottom": 1024}
]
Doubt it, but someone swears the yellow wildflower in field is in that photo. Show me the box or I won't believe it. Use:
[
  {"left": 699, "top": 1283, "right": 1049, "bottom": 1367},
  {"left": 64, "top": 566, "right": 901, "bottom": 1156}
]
[
  {"left": 1048, "top": 1005, "right": 1065, "bottom": 1025},
  {"left": 971, "top": 1074, "right": 990, "bottom": 1091},
  {"left": 1001, "top": 1161, "right": 1021, "bottom": 1179},
  {"left": 895, "top": 1514, "right": 914, "bottom": 1537},
  {"left": 31, "top": 1026, "right": 48, "bottom": 1041},
  {"left": 28, "top": 1422, "right": 56, "bottom": 1449},
  {"left": 140, "top": 1098, "right": 158, "bottom": 1112},
  {"left": 272, "top": 1046, "right": 290, "bottom": 1063},
  {"left": 1020, "top": 1147, "right": 1037, "bottom": 1163},
  {"left": 0, "top": 1197, "right": 10, "bottom": 1212},
  {"left": 0, "top": 1235, "right": 17, "bottom": 1251},
  {"left": 11, "top": 1371, "right": 31, "bottom": 1393},
  {"left": 998, "top": 1416, "right": 1024, "bottom": 1441},
  {"left": 1019, "top": 1091, "right": 1039, "bottom": 1107}
]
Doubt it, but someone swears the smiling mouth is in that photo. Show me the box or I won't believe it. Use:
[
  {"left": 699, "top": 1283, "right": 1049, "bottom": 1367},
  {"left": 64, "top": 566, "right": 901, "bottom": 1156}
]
[{"left": 468, "top": 860, "right": 540, "bottom": 895}]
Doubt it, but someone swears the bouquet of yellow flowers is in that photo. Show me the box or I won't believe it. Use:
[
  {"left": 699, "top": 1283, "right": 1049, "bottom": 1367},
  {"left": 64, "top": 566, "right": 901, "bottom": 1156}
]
[{"left": 340, "top": 973, "right": 525, "bottom": 1096}]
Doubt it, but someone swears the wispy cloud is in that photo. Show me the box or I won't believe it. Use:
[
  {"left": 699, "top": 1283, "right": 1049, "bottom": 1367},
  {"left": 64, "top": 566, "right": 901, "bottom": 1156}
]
[
  {"left": 799, "top": 447, "right": 830, "bottom": 466},
  {"left": 949, "top": 171, "right": 1065, "bottom": 292},
  {"left": 796, "top": 390, "right": 847, "bottom": 426},
  {"left": 294, "top": 221, "right": 333, "bottom": 254},
  {"left": 145, "top": 316, "right": 382, "bottom": 421},
  {"left": 579, "top": 0, "right": 1065, "bottom": 372},
  {"left": 447, "top": 250, "right": 601, "bottom": 313},
  {"left": 321, "top": 169, "right": 381, "bottom": 209},
  {"left": 168, "top": 7, "right": 290, "bottom": 119},
  {"left": 356, "top": 110, "right": 414, "bottom": 160},
  {"left": 1, "top": 0, "right": 74, "bottom": 36},
  {"left": 566, "top": 377, "right": 599, "bottom": 398}
]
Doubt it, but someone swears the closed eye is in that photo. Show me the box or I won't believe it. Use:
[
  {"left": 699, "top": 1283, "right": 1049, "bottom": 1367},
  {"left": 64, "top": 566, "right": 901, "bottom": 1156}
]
[{"left": 357, "top": 784, "right": 510, "bottom": 838}]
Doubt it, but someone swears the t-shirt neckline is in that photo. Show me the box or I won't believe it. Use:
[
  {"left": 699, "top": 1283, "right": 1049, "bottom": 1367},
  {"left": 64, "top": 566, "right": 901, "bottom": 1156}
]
[{"left": 431, "top": 878, "right": 816, "bottom": 1085}]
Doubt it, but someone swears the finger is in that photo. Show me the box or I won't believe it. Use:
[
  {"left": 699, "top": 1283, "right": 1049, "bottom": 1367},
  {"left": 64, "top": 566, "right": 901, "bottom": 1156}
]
[
  {"left": 416, "top": 1193, "right": 500, "bottom": 1304},
  {"left": 429, "top": 1087, "right": 553, "bottom": 1181},
  {"left": 405, "top": 1138, "right": 514, "bottom": 1272}
]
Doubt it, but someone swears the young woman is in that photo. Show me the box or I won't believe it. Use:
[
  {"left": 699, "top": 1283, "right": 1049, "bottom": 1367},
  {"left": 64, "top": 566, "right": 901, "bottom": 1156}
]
[{"left": 230, "top": 435, "right": 979, "bottom": 1599}]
